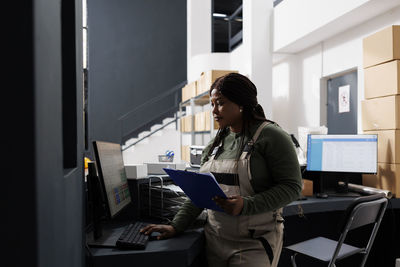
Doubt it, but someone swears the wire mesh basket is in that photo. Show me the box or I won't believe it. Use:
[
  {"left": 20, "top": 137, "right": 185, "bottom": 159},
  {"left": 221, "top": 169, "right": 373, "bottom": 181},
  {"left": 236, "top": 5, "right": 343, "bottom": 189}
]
[{"left": 158, "top": 155, "right": 174, "bottom": 162}]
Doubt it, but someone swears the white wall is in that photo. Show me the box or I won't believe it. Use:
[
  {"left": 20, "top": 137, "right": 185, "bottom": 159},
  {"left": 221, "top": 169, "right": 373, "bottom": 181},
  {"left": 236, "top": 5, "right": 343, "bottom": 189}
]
[
  {"left": 243, "top": 0, "right": 273, "bottom": 118},
  {"left": 272, "top": 4, "right": 400, "bottom": 139},
  {"left": 187, "top": 0, "right": 273, "bottom": 117},
  {"left": 187, "top": 0, "right": 212, "bottom": 82},
  {"left": 273, "top": 0, "right": 400, "bottom": 53}
]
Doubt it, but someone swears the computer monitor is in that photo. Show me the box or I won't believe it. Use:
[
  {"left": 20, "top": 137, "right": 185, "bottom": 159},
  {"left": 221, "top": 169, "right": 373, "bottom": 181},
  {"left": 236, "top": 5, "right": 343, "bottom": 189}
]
[
  {"left": 306, "top": 134, "right": 377, "bottom": 195},
  {"left": 307, "top": 134, "right": 377, "bottom": 173},
  {"left": 92, "top": 140, "right": 131, "bottom": 218}
]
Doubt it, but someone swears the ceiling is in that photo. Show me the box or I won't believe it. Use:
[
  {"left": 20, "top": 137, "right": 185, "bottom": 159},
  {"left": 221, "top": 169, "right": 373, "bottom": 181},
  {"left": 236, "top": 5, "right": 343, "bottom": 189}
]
[{"left": 213, "top": 0, "right": 242, "bottom": 15}]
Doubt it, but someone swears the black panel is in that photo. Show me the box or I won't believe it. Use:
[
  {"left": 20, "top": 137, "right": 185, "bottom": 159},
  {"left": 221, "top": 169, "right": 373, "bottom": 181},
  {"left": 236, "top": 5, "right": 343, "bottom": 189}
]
[
  {"left": 62, "top": 0, "right": 78, "bottom": 169},
  {"left": 3, "top": 1, "right": 37, "bottom": 266},
  {"left": 87, "top": 0, "right": 187, "bottom": 146}
]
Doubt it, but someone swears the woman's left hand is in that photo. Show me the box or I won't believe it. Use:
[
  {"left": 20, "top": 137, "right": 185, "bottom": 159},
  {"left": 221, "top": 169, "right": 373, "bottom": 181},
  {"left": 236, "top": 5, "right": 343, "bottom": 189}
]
[{"left": 213, "top": 195, "right": 244, "bottom": 216}]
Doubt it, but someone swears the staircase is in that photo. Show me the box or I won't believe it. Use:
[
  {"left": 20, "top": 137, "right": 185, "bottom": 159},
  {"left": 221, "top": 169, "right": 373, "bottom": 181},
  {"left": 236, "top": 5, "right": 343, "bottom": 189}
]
[{"left": 122, "top": 116, "right": 183, "bottom": 165}]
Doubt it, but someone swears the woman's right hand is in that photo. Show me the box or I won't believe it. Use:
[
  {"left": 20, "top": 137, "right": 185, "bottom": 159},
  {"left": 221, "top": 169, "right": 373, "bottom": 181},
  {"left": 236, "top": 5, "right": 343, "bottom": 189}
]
[{"left": 140, "top": 224, "right": 177, "bottom": 240}]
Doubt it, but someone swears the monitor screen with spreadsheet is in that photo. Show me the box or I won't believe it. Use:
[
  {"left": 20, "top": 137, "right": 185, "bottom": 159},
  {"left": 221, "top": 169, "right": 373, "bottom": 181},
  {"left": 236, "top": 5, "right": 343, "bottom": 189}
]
[
  {"left": 92, "top": 140, "right": 132, "bottom": 218},
  {"left": 306, "top": 134, "right": 377, "bottom": 174}
]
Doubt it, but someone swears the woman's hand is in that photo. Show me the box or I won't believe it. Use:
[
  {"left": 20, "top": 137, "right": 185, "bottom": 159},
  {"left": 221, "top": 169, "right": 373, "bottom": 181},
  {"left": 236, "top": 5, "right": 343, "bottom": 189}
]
[
  {"left": 213, "top": 195, "right": 244, "bottom": 216},
  {"left": 140, "top": 224, "right": 176, "bottom": 240}
]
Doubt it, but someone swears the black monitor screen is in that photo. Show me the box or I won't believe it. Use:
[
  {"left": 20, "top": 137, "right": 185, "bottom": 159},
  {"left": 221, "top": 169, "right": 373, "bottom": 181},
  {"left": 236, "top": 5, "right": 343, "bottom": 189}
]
[{"left": 92, "top": 141, "right": 131, "bottom": 218}]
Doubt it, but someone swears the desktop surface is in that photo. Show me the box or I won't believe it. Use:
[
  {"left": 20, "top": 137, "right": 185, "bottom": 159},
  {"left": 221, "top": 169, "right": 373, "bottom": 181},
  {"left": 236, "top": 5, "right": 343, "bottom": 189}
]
[
  {"left": 87, "top": 197, "right": 400, "bottom": 267},
  {"left": 283, "top": 195, "right": 400, "bottom": 217},
  {"left": 87, "top": 221, "right": 205, "bottom": 267}
]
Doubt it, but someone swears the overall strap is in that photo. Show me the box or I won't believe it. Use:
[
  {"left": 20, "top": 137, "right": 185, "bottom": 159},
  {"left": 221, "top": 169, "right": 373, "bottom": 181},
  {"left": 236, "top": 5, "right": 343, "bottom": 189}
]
[
  {"left": 240, "top": 121, "right": 270, "bottom": 160},
  {"left": 210, "top": 142, "right": 223, "bottom": 157}
]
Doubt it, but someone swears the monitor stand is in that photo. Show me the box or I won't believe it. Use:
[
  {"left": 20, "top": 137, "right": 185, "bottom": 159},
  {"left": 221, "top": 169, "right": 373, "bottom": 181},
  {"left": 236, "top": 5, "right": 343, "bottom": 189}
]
[
  {"left": 86, "top": 221, "right": 125, "bottom": 248},
  {"left": 327, "top": 191, "right": 361, "bottom": 197},
  {"left": 315, "top": 172, "right": 362, "bottom": 197}
]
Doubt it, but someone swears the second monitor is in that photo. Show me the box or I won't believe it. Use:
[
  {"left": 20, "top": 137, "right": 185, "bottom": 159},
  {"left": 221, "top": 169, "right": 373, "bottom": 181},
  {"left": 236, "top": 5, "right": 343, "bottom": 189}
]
[{"left": 306, "top": 134, "right": 378, "bottom": 195}]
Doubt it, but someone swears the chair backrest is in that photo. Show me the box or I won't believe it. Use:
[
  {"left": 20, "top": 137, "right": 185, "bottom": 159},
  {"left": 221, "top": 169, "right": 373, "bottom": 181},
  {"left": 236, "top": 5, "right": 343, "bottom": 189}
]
[
  {"left": 329, "top": 193, "right": 388, "bottom": 267},
  {"left": 342, "top": 193, "right": 388, "bottom": 232}
]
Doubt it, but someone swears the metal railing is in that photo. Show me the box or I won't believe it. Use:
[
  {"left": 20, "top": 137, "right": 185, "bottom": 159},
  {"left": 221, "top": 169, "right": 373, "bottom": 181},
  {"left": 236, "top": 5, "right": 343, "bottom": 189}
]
[
  {"left": 118, "top": 81, "right": 186, "bottom": 144},
  {"left": 228, "top": 5, "right": 243, "bottom": 52},
  {"left": 121, "top": 114, "right": 184, "bottom": 151}
]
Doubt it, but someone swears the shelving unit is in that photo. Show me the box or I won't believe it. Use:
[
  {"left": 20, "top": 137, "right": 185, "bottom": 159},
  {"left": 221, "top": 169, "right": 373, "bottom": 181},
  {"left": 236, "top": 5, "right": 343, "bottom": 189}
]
[
  {"left": 179, "top": 70, "right": 238, "bottom": 164},
  {"left": 179, "top": 91, "right": 217, "bottom": 163}
]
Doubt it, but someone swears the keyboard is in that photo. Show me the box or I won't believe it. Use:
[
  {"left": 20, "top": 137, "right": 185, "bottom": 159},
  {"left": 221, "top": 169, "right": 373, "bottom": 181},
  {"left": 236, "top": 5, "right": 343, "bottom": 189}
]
[{"left": 116, "top": 221, "right": 149, "bottom": 249}]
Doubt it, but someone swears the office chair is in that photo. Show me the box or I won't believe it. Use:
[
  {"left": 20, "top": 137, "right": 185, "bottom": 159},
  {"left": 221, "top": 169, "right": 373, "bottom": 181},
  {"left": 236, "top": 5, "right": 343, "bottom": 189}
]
[{"left": 285, "top": 193, "right": 388, "bottom": 267}]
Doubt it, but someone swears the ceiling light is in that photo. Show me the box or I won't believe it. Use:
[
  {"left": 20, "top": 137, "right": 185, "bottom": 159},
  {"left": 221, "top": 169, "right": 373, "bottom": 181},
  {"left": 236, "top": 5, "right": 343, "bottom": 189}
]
[{"left": 213, "top": 13, "right": 227, "bottom": 18}]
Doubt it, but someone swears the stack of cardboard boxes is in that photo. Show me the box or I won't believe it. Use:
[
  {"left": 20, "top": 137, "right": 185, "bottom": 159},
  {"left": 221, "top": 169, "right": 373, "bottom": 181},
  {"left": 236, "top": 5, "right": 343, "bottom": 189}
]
[
  {"left": 361, "top": 25, "right": 400, "bottom": 197},
  {"left": 180, "top": 69, "right": 237, "bottom": 162},
  {"left": 197, "top": 70, "right": 238, "bottom": 95},
  {"left": 194, "top": 111, "right": 219, "bottom": 132},
  {"left": 181, "top": 80, "right": 197, "bottom": 103},
  {"left": 180, "top": 115, "right": 193, "bottom": 132}
]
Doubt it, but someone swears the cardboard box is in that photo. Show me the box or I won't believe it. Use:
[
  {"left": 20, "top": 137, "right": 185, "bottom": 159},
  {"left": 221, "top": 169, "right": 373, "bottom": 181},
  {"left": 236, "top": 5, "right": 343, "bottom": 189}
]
[
  {"left": 180, "top": 116, "right": 193, "bottom": 132},
  {"left": 361, "top": 95, "right": 400, "bottom": 131},
  {"left": 124, "top": 164, "right": 148, "bottom": 179},
  {"left": 364, "top": 130, "right": 400, "bottom": 164},
  {"left": 181, "top": 81, "right": 197, "bottom": 102},
  {"left": 194, "top": 112, "right": 206, "bottom": 132},
  {"left": 204, "top": 110, "right": 211, "bottom": 131},
  {"left": 180, "top": 115, "right": 193, "bottom": 132},
  {"left": 364, "top": 60, "right": 400, "bottom": 99},
  {"left": 180, "top": 116, "right": 185, "bottom": 132},
  {"left": 362, "top": 162, "right": 400, "bottom": 197},
  {"left": 181, "top": 145, "right": 190, "bottom": 162},
  {"left": 197, "top": 70, "right": 238, "bottom": 96},
  {"left": 363, "top": 25, "right": 400, "bottom": 68},
  {"left": 186, "top": 115, "right": 193, "bottom": 132},
  {"left": 302, "top": 179, "right": 313, "bottom": 197},
  {"left": 204, "top": 110, "right": 219, "bottom": 131}
]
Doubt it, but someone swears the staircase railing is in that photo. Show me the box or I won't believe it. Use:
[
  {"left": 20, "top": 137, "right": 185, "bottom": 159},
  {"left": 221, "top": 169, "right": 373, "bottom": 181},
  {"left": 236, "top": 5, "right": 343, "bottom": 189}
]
[
  {"left": 121, "top": 115, "right": 183, "bottom": 151},
  {"left": 118, "top": 81, "right": 186, "bottom": 144}
]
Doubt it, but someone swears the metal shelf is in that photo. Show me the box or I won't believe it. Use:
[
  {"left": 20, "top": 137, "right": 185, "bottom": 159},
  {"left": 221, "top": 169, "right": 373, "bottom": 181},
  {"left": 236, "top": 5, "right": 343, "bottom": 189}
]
[
  {"left": 178, "top": 90, "right": 216, "bottom": 164},
  {"left": 180, "top": 91, "right": 210, "bottom": 107},
  {"left": 181, "top": 130, "right": 212, "bottom": 134}
]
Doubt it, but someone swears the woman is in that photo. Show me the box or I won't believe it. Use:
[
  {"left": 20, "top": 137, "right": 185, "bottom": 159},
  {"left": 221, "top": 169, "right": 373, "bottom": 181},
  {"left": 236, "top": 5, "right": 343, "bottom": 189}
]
[{"left": 141, "top": 73, "right": 302, "bottom": 267}]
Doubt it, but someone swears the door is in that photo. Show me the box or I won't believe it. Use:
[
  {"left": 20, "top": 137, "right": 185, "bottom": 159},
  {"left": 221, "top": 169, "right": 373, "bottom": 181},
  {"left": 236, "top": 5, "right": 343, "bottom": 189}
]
[
  {"left": 327, "top": 71, "right": 358, "bottom": 134},
  {"left": 35, "top": 0, "right": 84, "bottom": 266},
  {"left": 4, "top": 1, "right": 84, "bottom": 267}
]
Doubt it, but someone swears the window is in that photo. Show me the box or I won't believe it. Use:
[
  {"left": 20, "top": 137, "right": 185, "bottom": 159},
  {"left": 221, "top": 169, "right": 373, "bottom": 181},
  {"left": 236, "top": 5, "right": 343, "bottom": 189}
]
[{"left": 212, "top": 0, "right": 242, "bottom": 52}]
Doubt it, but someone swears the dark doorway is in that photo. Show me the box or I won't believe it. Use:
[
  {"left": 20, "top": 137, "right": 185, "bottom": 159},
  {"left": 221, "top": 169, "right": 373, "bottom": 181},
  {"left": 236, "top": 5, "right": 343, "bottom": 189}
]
[{"left": 327, "top": 70, "right": 358, "bottom": 134}]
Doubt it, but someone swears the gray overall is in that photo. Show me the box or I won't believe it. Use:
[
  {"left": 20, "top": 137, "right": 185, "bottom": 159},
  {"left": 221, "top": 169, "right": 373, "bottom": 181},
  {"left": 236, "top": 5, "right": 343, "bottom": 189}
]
[{"left": 199, "top": 122, "right": 284, "bottom": 267}]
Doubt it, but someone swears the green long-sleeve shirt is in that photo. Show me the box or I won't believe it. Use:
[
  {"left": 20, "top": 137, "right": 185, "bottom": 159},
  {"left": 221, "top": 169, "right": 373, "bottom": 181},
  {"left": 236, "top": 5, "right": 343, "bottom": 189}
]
[{"left": 170, "top": 122, "right": 302, "bottom": 233}]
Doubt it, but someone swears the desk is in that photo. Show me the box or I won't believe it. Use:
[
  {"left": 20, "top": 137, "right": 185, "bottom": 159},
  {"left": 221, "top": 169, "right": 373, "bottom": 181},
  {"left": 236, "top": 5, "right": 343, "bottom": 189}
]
[
  {"left": 88, "top": 226, "right": 205, "bottom": 267},
  {"left": 284, "top": 196, "right": 400, "bottom": 216},
  {"left": 284, "top": 196, "right": 357, "bottom": 216},
  {"left": 87, "top": 197, "right": 399, "bottom": 267}
]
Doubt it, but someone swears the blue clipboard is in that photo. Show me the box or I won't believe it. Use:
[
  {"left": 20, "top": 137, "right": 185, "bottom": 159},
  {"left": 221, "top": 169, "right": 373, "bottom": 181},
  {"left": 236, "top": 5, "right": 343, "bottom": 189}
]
[{"left": 163, "top": 168, "right": 227, "bottom": 212}]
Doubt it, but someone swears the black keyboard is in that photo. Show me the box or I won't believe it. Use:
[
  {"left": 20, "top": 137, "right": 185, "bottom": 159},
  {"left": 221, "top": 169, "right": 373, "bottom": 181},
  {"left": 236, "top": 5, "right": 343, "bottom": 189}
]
[{"left": 116, "top": 221, "right": 149, "bottom": 249}]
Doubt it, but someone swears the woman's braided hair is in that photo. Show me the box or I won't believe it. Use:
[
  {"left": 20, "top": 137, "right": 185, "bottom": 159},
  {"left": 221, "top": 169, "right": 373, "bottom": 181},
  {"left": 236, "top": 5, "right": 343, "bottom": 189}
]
[{"left": 206, "top": 73, "right": 275, "bottom": 160}]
